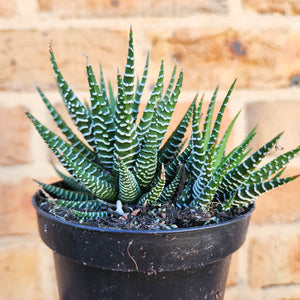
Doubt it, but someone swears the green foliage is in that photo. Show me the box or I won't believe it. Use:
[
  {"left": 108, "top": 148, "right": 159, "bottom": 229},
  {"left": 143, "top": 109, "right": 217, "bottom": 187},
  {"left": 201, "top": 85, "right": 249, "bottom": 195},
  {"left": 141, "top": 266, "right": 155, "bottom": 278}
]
[{"left": 27, "top": 29, "right": 299, "bottom": 223}]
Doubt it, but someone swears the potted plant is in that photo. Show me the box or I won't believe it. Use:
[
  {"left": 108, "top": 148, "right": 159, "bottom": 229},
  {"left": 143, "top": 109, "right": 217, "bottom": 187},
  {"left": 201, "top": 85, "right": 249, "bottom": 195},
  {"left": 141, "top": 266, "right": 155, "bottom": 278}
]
[{"left": 27, "top": 28, "right": 299, "bottom": 300}]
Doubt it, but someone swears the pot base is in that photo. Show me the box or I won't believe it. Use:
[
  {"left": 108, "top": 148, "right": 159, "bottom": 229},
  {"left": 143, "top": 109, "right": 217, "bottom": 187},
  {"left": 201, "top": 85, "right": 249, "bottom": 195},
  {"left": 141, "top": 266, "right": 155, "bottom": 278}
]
[{"left": 54, "top": 252, "right": 231, "bottom": 300}]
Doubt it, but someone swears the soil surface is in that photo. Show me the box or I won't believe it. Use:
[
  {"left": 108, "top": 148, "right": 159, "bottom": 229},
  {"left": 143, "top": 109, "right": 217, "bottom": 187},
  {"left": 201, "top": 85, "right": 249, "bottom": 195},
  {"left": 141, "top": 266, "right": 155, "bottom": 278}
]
[{"left": 36, "top": 192, "right": 252, "bottom": 231}]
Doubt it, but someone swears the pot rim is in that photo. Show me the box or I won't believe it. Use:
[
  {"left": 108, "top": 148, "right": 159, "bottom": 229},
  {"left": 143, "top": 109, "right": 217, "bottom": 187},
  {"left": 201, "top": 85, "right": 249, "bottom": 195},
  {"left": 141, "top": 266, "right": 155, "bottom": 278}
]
[{"left": 32, "top": 190, "right": 255, "bottom": 235}]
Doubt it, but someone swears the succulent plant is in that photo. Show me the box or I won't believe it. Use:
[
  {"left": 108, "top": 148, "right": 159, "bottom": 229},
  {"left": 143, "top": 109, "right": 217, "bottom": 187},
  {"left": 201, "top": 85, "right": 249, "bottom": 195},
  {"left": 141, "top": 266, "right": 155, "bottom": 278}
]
[{"left": 26, "top": 28, "right": 299, "bottom": 225}]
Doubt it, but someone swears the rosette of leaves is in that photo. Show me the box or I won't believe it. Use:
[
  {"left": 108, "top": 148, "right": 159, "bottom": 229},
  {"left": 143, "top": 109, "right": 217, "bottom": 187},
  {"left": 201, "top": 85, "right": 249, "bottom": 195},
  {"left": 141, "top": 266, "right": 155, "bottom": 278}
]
[{"left": 26, "top": 28, "right": 300, "bottom": 223}]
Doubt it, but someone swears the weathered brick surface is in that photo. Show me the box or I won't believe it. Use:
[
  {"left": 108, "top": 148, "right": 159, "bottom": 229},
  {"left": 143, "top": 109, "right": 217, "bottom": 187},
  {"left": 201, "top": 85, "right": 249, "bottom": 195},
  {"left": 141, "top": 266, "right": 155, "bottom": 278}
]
[
  {"left": 0, "top": 240, "right": 40, "bottom": 300},
  {"left": 243, "top": 0, "right": 300, "bottom": 15},
  {"left": 225, "top": 288, "right": 300, "bottom": 300},
  {"left": 0, "top": 29, "right": 129, "bottom": 92},
  {"left": 38, "top": 0, "right": 227, "bottom": 17},
  {"left": 251, "top": 167, "right": 300, "bottom": 224},
  {"left": 0, "top": 0, "right": 16, "bottom": 17},
  {"left": 148, "top": 28, "right": 300, "bottom": 89},
  {"left": 3, "top": 28, "right": 300, "bottom": 91},
  {"left": 2, "top": 1, "right": 300, "bottom": 299},
  {"left": 0, "top": 106, "right": 31, "bottom": 165},
  {"left": 246, "top": 101, "right": 300, "bottom": 152},
  {"left": 226, "top": 253, "right": 240, "bottom": 286},
  {"left": 0, "top": 178, "right": 48, "bottom": 235},
  {"left": 0, "top": 239, "right": 58, "bottom": 300},
  {"left": 248, "top": 233, "right": 300, "bottom": 287}
]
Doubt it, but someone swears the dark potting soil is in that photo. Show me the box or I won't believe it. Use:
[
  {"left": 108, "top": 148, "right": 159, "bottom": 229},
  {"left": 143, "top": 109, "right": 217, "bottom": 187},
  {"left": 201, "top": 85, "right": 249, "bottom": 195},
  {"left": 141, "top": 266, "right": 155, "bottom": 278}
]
[{"left": 36, "top": 193, "right": 252, "bottom": 231}]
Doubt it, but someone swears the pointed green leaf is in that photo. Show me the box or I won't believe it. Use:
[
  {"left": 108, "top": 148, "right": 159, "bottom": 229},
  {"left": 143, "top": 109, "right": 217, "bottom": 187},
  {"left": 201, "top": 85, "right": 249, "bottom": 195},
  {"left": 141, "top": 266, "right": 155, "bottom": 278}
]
[
  {"left": 156, "top": 69, "right": 184, "bottom": 147},
  {"left": 36, "top": 84, "right": 97, "bottom": 163},
  {"left": 190, "top": 157, "right": 229, "bottom": 208},
  {"left": 72, "top": 210, "right": 108, "bottom": 221},
  {"left": 191, "top": 97, "right": 205, "bottom": 179},
  {"left": 123, "top": 27, "right": 135, "bottom": 103},
  {"left": 165, "top": 143, "right": 192, "bottom": 182},
  {"left": 59, "top": 148, "right": 118, "bottom": 202},
  {"left": 54, "top": 199, "right": 105, "bottom": 210},
  {"left": 139, "top": 166, "right": 165, "bottom": 204},
  {"left": 118, "top": 156, "right": 141, "bottom": 204},
  {"left": 26, "top": 111, "right": 116, "bottom": 184},
  {"left": 244, "top": 146, "right": 300, "bottom": 185},
  {"left": 230, "top": 176, "right": 298, "bottom": 208},
  {"left": 132, "top": 52, "right": 149, "bottom": 122},
  {"left": 134, "top": 111, "right": 158, "bottom": 189},
  {"left": 202, "top": 85, "right": 219, "bottom": 150},
  {"left": 49, "top": 44, "right": 96, "bottom": 149},
  {"left": 99, "top": 65, "right": 111, "bottom": 109},
  {"left": 85, "top": 56, "right": 115, "bottom": 170},
  {"left": 136, "top": 59, "right": 164, "bottom": 142},
  {"left": 176, "top": 179, "right": 192, "bottom": 209},
  {"left": 35, "top": 180, "right": 95, "bottom": 201},
  {"left": 214, "top": 109, "right": 241, "bottom": 168},
  {"left": 207, "top": 79, "right": 236, "bottom": 150},
  {"left": 52, "top": 164, "right": 89, "bottom": 192},
  {"left": 114, "top": 73, "right": 140, "bottom": 170},
  {"left": 192, "top": 143, "right": 217, "bottom": 200},
  {"left": 218, "top": 132, "right": 284, "bottom": 196},
  {"left": 162, "top": 64, "right": 177, "bottom": 102},
  {"left": 158, "top": 95, "right": 195, "bottom": 165},
  {"left": 159, "top": 164, "right": 183, "bottom": 203}
]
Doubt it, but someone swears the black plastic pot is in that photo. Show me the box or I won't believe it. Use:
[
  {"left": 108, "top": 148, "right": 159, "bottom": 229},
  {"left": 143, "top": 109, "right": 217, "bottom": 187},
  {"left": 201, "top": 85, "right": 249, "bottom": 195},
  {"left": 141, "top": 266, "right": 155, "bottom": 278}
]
[{"left": 32, "top": 191, "right": 253, "bottom": 300}]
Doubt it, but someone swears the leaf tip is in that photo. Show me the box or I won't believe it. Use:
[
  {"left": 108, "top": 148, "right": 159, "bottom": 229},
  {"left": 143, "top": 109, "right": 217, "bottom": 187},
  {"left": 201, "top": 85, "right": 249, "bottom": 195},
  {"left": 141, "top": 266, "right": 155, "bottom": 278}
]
[
  {"left": 161, "top": 164, "right": 166, "bottom": 181},
  {"left": 81, "top": 52, "right": 89, "bottom": 66},
  {"left": 48, "top": 40, "right": 53, "bottom": 53}
]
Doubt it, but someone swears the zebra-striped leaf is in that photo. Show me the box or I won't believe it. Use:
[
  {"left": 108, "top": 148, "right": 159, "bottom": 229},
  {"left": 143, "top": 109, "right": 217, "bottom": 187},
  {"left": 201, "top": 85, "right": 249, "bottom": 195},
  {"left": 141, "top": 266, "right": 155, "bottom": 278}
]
[
  {"left": 207, "top": 79, "right": 236, "bottom": 150},
  {"left": 136, "top": 59, "right": 164, "bottom": 142},
  {"left": 158, "top": 95, "right": 195, "bottom": 165},
  {"left": 229, "top": 176, "right": 298, "bottom": 208},
  {"left": 159, "top": 164, "right": 183, "bottom": 203},
  {"left": 123, "top": 26, "right": 135, "bottom": 103},
  {"left": 85, "top": 56, "right": 115, "bottom": 170},
  {"left": 202, "top": 85, "right": 219, "bottom": 150},
  {"left": 118, "top": 156, "right": 141, "bottom": 204},
  {"left": 35, "top": 180, "right": 95, "bottom": 202},
  {"left": 114, "top": 72, "right": 140, "bottom": 170},
  {"left": 244, "top": 146, "right": 300, "bottom": 185},
  {"left": 132, "top": 52, "right": 149, "bottom": 122},
  {"left": 134, "top": 111, "right": 158, "bottom": 189},
  {"left": 156, "top": 69, "right": 184, "bottom": 147},
  {"left": 218, "top": 132, "right": 283, "bottom": 196},
  {"left": 36, "top": 84, "right": 97, "bottom": 163},
  {"left": 49, "top": 44, "right": 96, "bottom": 150},
  {"left": 139, "top": 166, "right": 166, "bottom": 204}
]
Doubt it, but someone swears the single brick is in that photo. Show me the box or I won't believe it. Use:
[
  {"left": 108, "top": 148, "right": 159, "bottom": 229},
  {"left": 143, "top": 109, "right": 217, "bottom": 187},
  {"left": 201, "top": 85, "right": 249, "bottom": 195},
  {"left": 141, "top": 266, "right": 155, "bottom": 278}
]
[
  {"left": 37, "top": 0, "right": 227, "bottom": 17},
  {"left": 0, "top": 177, "right": 58, "bottom": 235},
  {"left": 0, "top": 0, "right": 16, "bottom": 17},
  {"left": 0, "top": 238, "right": 58, "bottom": 300},
  {"left": 226, "top": 252, "right": 240, "bottom": 286},
  {"left": 246, "top": 101, "right": 300, "bottom": 152},
  {"left": 0, "top": 106, "right": 31, "bottom": 165},
  {"left": 225, "top": 288, "right": 300, "bottom": 300},
  {"left": 251, "top": 167, "right": 300, "bottom": 224},
  {"left": 243, "top": 0, "right": 300, "bottom": 15},
  {"left": 248, "top": 233, "right": 300, "bottom": 287},
  {"left": 0, "top": 29, "right": 129, "bottom": 92},
  {"left": 148, "top": 28, "right": 300, "bottom": 89},
  {"left": 0, "top": 240, "right": 41, "bottom": 300}
]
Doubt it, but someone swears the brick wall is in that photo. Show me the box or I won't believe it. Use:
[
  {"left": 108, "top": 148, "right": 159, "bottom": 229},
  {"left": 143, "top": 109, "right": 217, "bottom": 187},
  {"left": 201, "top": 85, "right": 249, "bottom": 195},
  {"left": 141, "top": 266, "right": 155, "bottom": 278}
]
[{"left": 0, "top": 0, "right": 300, "bottom": 299}]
